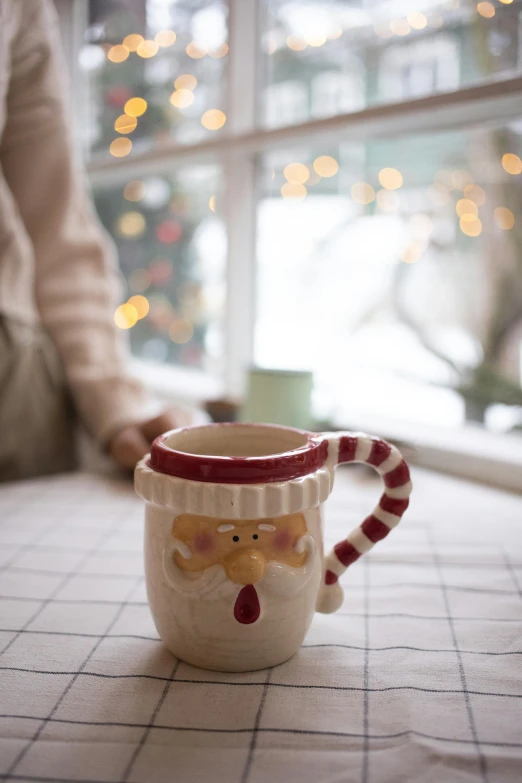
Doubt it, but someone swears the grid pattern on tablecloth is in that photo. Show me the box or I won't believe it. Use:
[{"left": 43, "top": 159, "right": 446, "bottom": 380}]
[{"left": 0, "top": 468, "right": 521, "bottom": 783}]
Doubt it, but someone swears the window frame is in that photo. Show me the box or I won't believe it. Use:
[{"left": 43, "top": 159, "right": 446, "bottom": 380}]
[{"left": 65, "top": 0, "right": 522, "bottom": 489}]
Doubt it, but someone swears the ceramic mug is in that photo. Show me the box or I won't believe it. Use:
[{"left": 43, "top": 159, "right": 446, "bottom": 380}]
[{"left": 135, "top": 423, "right": 412, "bottom": 672}]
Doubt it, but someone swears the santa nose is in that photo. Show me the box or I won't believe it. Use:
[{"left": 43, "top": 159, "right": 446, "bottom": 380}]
[{"left": 224, "top": 548, "right": 267, "bottom": 585}]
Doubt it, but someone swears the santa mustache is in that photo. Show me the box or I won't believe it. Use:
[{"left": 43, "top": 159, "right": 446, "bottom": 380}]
[{"left": 163, "top": 535, "right": 316, "bottom": 601}]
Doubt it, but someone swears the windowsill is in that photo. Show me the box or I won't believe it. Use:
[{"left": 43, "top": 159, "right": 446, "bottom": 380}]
[{"left": 131, "top": 359, "right": 522, "bottom": 493}]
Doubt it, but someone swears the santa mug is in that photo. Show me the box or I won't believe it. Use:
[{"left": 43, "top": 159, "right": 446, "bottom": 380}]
[{"left": 135, "top": 423, "right": 412, "bottom": 672}]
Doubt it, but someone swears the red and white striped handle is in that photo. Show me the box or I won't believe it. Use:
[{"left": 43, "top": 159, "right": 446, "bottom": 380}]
[{"left": 317, "top": 432, "right": 412, "bottom": 614}]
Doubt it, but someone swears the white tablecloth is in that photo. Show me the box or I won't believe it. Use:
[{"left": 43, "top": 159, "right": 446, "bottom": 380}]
[{"left": 0, "top": 467, "right": 521, "bottom": 783}]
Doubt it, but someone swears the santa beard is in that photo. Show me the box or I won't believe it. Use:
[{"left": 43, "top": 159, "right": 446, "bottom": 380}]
[{"left": 163, "top": 535, "right": 317, "bottom": 614}]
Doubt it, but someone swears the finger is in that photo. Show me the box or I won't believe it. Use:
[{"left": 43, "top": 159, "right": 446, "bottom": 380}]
[
  {"left": 140, "top": 407, "right": 193, "bottom": 443},
  {"left": 109, "top": 426, "right": 150, "bottom": 471}
]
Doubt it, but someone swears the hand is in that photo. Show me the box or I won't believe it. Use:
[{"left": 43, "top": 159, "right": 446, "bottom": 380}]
[{"left": 108, "top": 407, "right": 194, "bottom": 472}]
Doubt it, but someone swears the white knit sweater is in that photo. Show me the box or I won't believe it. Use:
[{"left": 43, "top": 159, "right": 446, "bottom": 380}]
[{"left": 0, "top": 0, "right": 148, "bottom": 444}]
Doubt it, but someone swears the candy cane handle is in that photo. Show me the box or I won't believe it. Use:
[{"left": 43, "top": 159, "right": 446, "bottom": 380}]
[{"left": 316, "top": 432, "right": 412, "bottom": 614}]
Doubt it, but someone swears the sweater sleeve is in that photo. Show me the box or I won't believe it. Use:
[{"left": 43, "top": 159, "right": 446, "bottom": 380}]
[{"left": 0, "top": 0, "right": 149, "bottom": 444}]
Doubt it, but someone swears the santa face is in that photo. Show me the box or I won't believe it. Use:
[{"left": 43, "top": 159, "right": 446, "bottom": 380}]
[{"left": 165, "top": 512, "right": 317, "bottom": 625}]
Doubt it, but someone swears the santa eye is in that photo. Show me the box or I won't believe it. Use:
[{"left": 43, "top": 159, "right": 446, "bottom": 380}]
[
  {"left": 253, "top": 534, "right": 259, "bottom": 540},
  {"left": 233, "top": 535, "right": 240, "bottom": 542}
]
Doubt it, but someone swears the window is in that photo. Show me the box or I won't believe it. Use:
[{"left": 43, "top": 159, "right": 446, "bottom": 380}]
[{"left": 70, "top": 0, "right": 522, "bottom": 477}]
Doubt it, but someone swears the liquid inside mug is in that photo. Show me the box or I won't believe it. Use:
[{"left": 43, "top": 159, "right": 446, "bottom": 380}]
[{"left": 135, "top": 423, "right": 412, "bottom": 672}]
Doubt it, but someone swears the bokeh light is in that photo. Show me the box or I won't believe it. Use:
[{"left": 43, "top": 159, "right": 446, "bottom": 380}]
[
  {"left": 117, "top": 211, "right": 146, "bottom": 238},
  {"left": 175, "top": 74, "right": 197, "bottom": 90},
  {"left": 305, "top": 34, "right": 327, "bottom": 47},
  {"left": 410, "top": 213, "right": 433, "bottom": 238},
  {"left": 313, "top": 156, "right": 339, "bottom": 177},
  {"left": 114, "top": 303, "right": 138, "bottom": 329},
  {"left": 123, "top": 181, "right": 145, "bottom": 202},
  {"left": 209, "top": 195, "right": 216, "bottom": 212},
  {"left": 428, "top": 184, "right": 450, "bottom": 206},
  {"left": 407, "top": 12, "right": 427, "bottom": 29},
  {"left": 169, "top": 319, "right": 194, "bottom": 344},
  {"left": 351, "top": 182, "right": 375, "bottom": 204},
  {"left": 284, "top": 163, "right": 310, "bottom": 184},
  {"left": 155, "top": 30, "right": 176, "bottom": 47},
  {"left": 107, "top": 45, "right": 129, "bottom": 63},
  {"left": 156, "top": 220, "right": 182, "bottom": 243},
  {"left": 460, "top": 217, "right": 482, "bottom": 236},
  {"left": 127, "top": 295, "right": 150, "bottom": 319},
  {"left": 401, "top": 243, "right": 423, "bottom": 264},
  {"left": 201, "top": 109, "right": 227, "bottom": 130},
  {"left": 128, "top": 268, "right": 151, "bottom": 293},
  {"left": 464, "top": 184, "right": 486, "bottom": 205},
  {"left": 186, "top": 42, "right": 207, "bottom": 58},
  {"left": 114, "top": 114, "right": 137, "bottom": 134},
  {"left": 170, "top": 89, "right": 195, "bottom": 108},
  {"left": 378, "top": 168, "right": 403, "bottom": 190},
  {"left": 456, "top": 199, "right": 478, "bottom": 219},
  {"left": 137, "top": 39, "right": 159, "bottom": 58},
  {"left": 110, "top": 138, "right": 132, "bottom": 157},
  {"left": 122, "top": 34, "right": 144, "bottom": 52},
  {"left": 502, "top": 153, "right": 522, "bottom": 175},
  {"left": 287, "top": 36, "right": 307, "bottom": 51},
  {"left": 210, "top": 43, "right": 229, "bottom": 58},
  {"left": 281, "top": 182, "right": 307, "bottom": 200},
  {"left": 477, "top": 2, "right": 495, "bottom": 18},
  {"left": 390, "top": 19, "right": 411, "bottom": 36},
  {"left": 494, "top": 207, "right": 515, "bottom": 230},
  {"left": 453, "top": 170, "right": 474, "bottom": 190},
  {"left": 124, "top": 97, "right": 147, "bottom": 117}
]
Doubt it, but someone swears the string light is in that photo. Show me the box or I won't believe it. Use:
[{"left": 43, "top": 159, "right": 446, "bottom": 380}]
[
  {"left": 122, "top": 34, "right": 144, "bottom": 52},
  {"left": 501, "top": 153, "right": 522, "bottom": 175},
  {"left": 137, "top": 40, "right": 159, "bottom": 58},
  {"left": 110, "top": 138, "right": 132, "bottom": 157},
  {"left": 284, "top": 163, "right": 310, "bottom": 184},
  {"left": 155, "top": 30, "right": 176, "bottom": 47},
  {"left": 201, "top": 109, "right": 226, "bottom": 130},
  {"left": 114, "top": 303, "right": 138, "bottom": 329},
  {"left": 477, "top": 2, "right": 495, "bottom": 18},
  {"left": 127, "top": 295, "right": 150, "bottom": 319},
  {"left": 169, "top": 319, "right": 194, "bottom": 344},
  {"left": 460, "top": 217, "right": 482, "bottom": 236},
  {"left": 464, "top": 184, "right": 486, "bottom": 205},
  {"left": 351, "top": 182, "right": 375, "bottom": 204},
  {"left": 114, "top": 114, "right": 137, "bottom": 134},
  {"left": 494, "top": 207, "right": 515, "bottom": 230},
  {"left": 313, "top": 156, "right": 339, "bottom": 177},
  {"left": 170, "top": 89, "right": 194, "bottom": 108},
  {"left": 186, "top": 42, "right": 206, "bottom": 58},
  {"left": 281, "top": 182, "right": 307, "bottom": 199},
  {"left": 107, "top": 45, "right": 129, "bottom": 63},
  {"left": 378, "top": 168, "right": 403, "bottom": 190},
  {"left": 124, "top": 97, "right": 147, "bottom": 117}
]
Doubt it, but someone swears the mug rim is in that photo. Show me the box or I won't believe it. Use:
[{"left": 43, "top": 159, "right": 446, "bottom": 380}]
[{"left": 148, "top": 422, "right": 329, "bottom": 484}]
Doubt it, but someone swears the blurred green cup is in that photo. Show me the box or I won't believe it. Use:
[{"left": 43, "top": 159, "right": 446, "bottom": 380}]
[{"left": 241, "top": 368, "right": 314, "bottom": 431}]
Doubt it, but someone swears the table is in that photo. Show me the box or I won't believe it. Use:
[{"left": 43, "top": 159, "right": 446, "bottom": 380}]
[{"left": 0, "top": 467, "right": 521, "bottom": 783}]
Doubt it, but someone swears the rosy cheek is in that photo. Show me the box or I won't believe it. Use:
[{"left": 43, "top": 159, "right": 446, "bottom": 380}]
[
  {"left": 273, "top": 531, "right": 292, "bottom": 552},
  {"left": 193, "top": 533, "right": 215, "bottom": 555}
]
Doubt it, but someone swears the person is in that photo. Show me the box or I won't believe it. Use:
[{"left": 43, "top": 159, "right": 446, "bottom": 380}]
[{"left": 0, "top": 0, "right": 190, "bottom": 481}]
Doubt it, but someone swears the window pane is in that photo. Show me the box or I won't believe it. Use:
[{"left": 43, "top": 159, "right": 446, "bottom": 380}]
[
  {"left": 81, "top": 1, "right": 228, "bottom": 156},
  {"left": 93, "top": 166, "right": 225, "bottom": 374},
  {"left": 256, "top": 122, "right": 522, "bottom": 433},
  {"left": 263, "top": 1, "right": 521, "bottom": 128}
]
